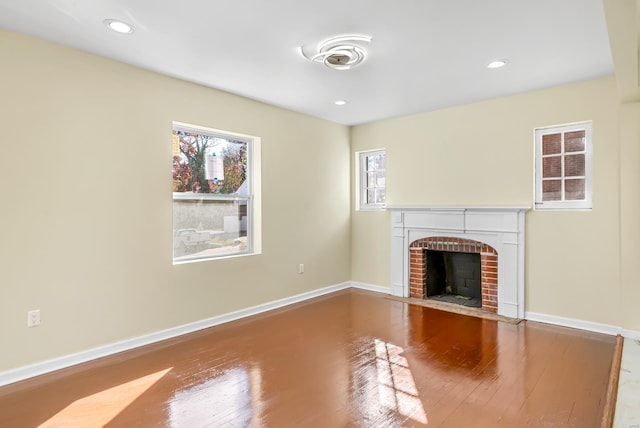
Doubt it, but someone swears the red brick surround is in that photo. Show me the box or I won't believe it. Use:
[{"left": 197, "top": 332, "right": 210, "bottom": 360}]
[{"left": 409, "top": 237, "right": 498, "bottom": 313}]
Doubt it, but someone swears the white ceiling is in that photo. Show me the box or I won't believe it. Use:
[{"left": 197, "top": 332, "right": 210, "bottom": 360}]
[{"left": 0, "top": 0, "right": 614, "bottom": 125}]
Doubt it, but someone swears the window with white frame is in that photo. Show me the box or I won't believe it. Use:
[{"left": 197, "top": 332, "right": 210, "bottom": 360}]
[
  {"left": 535, "top": 121, "right": 592, "bottom": 210},
  {"left": 358, "top": 149, "right": 386, "bottom": 209},
  {"left": 172, "top": 122, "right": 258, "bottom": 263}
]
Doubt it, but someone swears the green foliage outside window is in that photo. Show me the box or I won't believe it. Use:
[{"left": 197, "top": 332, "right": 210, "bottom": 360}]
[{"left": 172, "top": 130, "right": 247, "bottom": 194}]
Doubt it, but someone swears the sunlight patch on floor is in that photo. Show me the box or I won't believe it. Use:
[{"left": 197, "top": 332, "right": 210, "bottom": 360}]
[
  {"left": 38, "top": 368, "right": 172, "bottom": 428},
  {"left": 375, "top": 338, "right": 428, "bottom": 424},
  {"left": 169, "top": 367, "right": 257, "bottom": 426}
]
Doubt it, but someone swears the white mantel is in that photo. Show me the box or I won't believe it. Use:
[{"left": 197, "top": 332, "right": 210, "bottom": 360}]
[{"left": 389, "top": 206, "right": 529, "bottom": 319}]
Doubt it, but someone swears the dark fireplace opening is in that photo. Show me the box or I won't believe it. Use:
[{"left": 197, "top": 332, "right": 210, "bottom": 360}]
[{"left": 425, "top": 250, "right": 481, "bottom": 308}]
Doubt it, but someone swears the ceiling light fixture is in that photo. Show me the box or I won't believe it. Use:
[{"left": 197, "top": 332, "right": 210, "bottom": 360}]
[
  {"left": 300, "top": 35, "right": 372, "bottom": 70},
  {"left": 335, "top": 100, "right": 348, "bottom": 106},
  {"left": 487, "top": 59, "right": 508, "bottom": 69},
  {"left": 105, "top": 19, "right": 134, "bottom": 34}
]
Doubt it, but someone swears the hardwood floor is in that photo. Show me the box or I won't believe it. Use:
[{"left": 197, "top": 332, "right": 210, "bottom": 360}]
[{"left": 0, "top": 289, "right": 616, "bottom": 427}]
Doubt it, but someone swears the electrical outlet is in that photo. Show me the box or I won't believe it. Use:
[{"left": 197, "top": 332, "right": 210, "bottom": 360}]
[
  {"left": 299, "top": 263, "right": 304, "bottom": 274},
  {"left": 27, "top": 309, "right": 41, "bottom": 327}
]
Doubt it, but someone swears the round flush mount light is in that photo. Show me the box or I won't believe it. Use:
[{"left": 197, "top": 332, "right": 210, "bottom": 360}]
[
  {"left": 300, "top": 35, "right": 372, "bottom": 70},
  {"left": 334, "top": 100, "right": 348, "bottom": 106},
  {"left": 487, "top": 59, "right": 508, "bottom": 69},
  {"left": 105, "top": 19, "right": 134, "bottom": 34}
]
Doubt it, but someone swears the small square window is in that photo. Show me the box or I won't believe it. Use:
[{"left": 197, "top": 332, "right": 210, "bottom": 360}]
[{"left": 535, "top": 122, "right": 592, "bottom": 210}]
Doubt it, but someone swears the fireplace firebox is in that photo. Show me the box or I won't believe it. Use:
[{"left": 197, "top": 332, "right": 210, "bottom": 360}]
[{"left": 426, "top": 250, "right": 481, "bottom": 308}]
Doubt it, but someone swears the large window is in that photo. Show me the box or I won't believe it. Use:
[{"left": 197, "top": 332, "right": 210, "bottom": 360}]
[
  {"left": 535, "top": 121, "right": 592, "bottom": 210},
  {"left": 172, "top": 122, "right": 257, "bottom": 263},
  {"left": 358, "top": 149, "right": 386, "bottom": 210}
]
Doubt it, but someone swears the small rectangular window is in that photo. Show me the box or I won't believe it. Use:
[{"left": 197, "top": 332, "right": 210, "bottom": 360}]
[
  {"left": 357, "top": 149, "right": 386, "bottom": 210},
  {"left": 172, "top": 122, "right": 256, "bottom": 263},
  {"left": 535, "top": 122, "right": 592, "bottom": 210}
]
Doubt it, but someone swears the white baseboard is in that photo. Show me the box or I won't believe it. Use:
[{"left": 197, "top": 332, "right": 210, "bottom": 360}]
[
  {"left": 8, "top": 284, "right": 635, "bottom": 388},
  {"left": 525, "top": 311, "right": 640, "bottom": 339},
  {"left": 621, "top": 329, "right": 640, "bottom": 341},
  {"left": 350, "top": 281, "right": 392, "bottom": 294},
  {"left": 0, "top": 281, "right": 355, "bottom": 387}
]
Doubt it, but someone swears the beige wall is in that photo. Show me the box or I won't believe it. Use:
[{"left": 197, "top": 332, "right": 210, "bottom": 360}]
[
  {"left": 1, "top": 27, "right": 638, "bottom": 375},
  {"left": 351, "top": 77, "right": 633, "bottom": 328},
  {"left": 0, "top": 30, "right": 351, "bottom": 372},
  {"left": 619, "top": 102, "right": 640, "bottom": 331}
]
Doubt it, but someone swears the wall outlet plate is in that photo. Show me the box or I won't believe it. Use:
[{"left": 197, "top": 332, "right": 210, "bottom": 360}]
[{"left": 27, "top": 309, "right": 41, "bottom": 327}]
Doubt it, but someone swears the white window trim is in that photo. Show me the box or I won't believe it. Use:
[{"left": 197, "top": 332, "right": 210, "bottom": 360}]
[
  {"left": 534, "top": 121, "right": 593, "bottom": 211},
  {"left": 356, "top": 149, "right": 386, "bottom": 211},
  {"left": 172, "top": 121, "right": 261, "bottom": 264}
]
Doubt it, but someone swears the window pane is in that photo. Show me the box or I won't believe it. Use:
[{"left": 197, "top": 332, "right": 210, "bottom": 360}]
[
  {"left": 542, "top": 180, "right": 562, "bottom": 201},
  {"left": 565, "top": 179, "right": 586, "bottom": 200},
  {"left": 173, "top": 199, "right": 248, "bottom": 261},
  {"left": 367, "top": 172, "right": 376, "bottom": 187},
  {"left": 367, "top": 156, "right": 376, "bottom": 171},
  {"left": 565, "top": 131, "right": 585, "bottom": 152},
  {"left": 173, "top": 131, "right": 247, "bottom": 195},
  {"left": 376, "top": 188, "right": 386, "bottom": 204},
  {"left": 543, "top": 156, "right": 561, "bottom": 178},
  {"left": 367, "top": 154, "right": 385, "bottom": 172},
  {"left": 173, "top": 124, "right": 253, "bottom": 263},
  {"left": 565, "top": 154, "right": 585, "bottom": 177},
  {"left": 367, "top": 189, "right": 375, "bottom": 204},
  {"left": 542, "top": 134, "right": 561, "bottom": 155},
  {"left": 376, "top": 173, "right": 385, "bottom": 187}
]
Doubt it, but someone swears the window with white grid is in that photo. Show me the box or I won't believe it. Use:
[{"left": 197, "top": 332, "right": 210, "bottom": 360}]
[
  {"left": 358, "top": 149, "right": 386, "bottom": 210},
  {"left": 535, "top": 122, "right": 592, "bottom": 210}
]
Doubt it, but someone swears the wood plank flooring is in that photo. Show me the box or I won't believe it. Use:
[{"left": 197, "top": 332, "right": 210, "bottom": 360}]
[{"left": 0, "top": 289, "right": 616, "bottom": 427}]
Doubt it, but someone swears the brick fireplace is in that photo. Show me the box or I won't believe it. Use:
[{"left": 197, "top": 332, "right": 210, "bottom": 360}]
[
  {"left": 390, "top": 207, "right": 528, "bottom": 319},
  {"left": 409, "top": 237, "right": 498, "bottom": 313}
]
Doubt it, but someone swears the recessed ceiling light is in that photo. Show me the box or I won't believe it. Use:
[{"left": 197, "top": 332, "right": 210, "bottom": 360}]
[
  {"left": 335, "top": 100, "right": 348, "bottom": 106},
  {"left": 105, "top": 19, "right": 133, "bottom": 34},
  {"left": 487, "top": 59, "right": 508, "bottom": 69}
]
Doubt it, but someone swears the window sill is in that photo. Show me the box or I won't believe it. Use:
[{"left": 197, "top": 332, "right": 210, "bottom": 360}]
[{"left": 357, "top": 205, "right": 387, "bottom": 212}]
